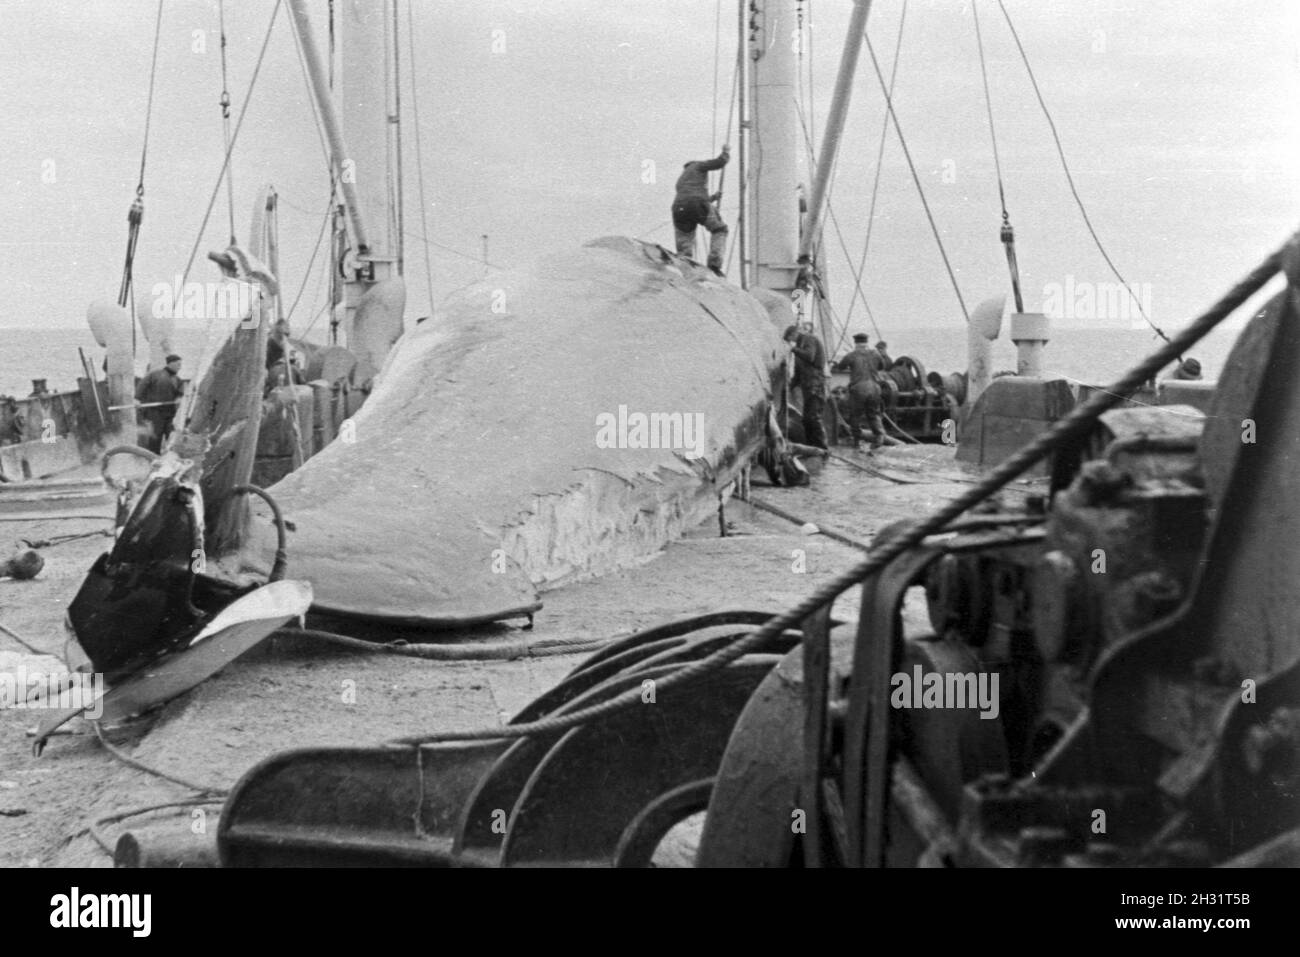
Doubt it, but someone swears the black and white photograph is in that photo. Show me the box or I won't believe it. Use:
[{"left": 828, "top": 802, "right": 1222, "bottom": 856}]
[{"left": 0, "top": 0, "right": 1294, "bottom": 926}]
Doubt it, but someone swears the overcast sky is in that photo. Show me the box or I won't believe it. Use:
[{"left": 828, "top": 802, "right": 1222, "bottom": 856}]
[{"left": 2, "top": 0, "right": 1297, "bottom": 343}]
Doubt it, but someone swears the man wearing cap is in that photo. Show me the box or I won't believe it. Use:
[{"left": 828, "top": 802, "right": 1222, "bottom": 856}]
[
  {"left": 783, "top": 324, "right": 829, "bottom": 450},
  {"left": 875, "top": 340, "right": 893, "bottom": 369},
  {"left": 135, "top": 354, "right": 185, "bottom": 453},
  {"left": 672, "top": 145, "right": 730, "bottom": 274},
  {"left": 834, "top": 334, "right": 886, "bottom": 450}
]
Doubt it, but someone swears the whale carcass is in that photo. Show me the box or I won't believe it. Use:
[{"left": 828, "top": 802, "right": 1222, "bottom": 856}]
[{"left": 231, "top": 237, "right": 790, "bottom": 629}]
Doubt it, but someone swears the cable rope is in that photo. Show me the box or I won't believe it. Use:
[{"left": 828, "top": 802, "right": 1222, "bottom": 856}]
[
  {"left": 217, "top": 0, "right": 237, "bottom": 244},
  {"left": 178, "top": 0, "right": 282, "bottom": 424},
  {"left": 135, "top": 1, "right": 164, "bottom": 195},
  {"left": 720, "top": 33, "right": 742, "bottom": 269},
  {"left": 178, "top": 0, "right": 281, "bottom": 293},
  {"left": 299, "top": 300, "right": 333, "bottom": 339},
  {"left": 993, "top": 0, "right": 1168, "bottom": 343},
  {"left": 972, "top": 0, "right": 1007, "bottom": 221},
  {"left": 284, "top": 200, "right": 334, "bottom": 323},
  {"left": 845, "top": 0, "right": 907, "bottom": 339},
  {"left": 389, "top": 0, "right": 404, "bottom": 277},
  {"left": 711, "top": 0, "right": 723, "bottom": 150},
  {"left": 864, "top": 30, "right": 970, "bottom": 323},
  {"left": 384, "top": 238, "right": 1288, "bottom": 749},
  {"left": 800, "top": 0, "right": 811, "bottom": 147},
  {"left": 287, "top": 5, "right": 336, "bottom": 178},
  {"left": 114, "top": 0, "right": 164, "bottom": 355},
  {"left": 792, "top": 99, "right": 877, "bottom": 354},
  {"left": 406, "top": 0, "right": 437, "bottom": 320},
  {"left": 825, "top": 201, "right": 881, "bottom": 350}
]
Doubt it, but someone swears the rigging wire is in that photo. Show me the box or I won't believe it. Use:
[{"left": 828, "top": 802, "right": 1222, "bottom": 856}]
[
  {"left": 116, "top": 0, "right": 165, "bottom": 361},
  {"left": 972, "top": 0, "right": 1007, "bottom": 221},
  {"left": 300, "top": 301, "right": 332, "bottom": 339},
  {"left": 826, "top": 199, "right": 881, "bottom": 346},
  {"left": 844, "top": 0, "right": 907, "bottom": 340},
  {"left": 135, "top": 1, "right": 164, "bottom": 195},
  {"left": 806, "top": 0, "right": 814, "bottom": 148},
  {"left": 864, "top": 31, "right": 971, "bottom": 323},
  {"left": 392, "top": 0, "right": 405, "bottom": 278},
  {"left": 217, "top": 0, "right": 237, "bottom": 244},
  {"left": 178, "top": 0, "right": 282, "bottom": 292},
  {"left": 284, "top": 201, "right": 334, "bottom": 322},
  {"left": 993, "top": 0, "right": 1168, "bottom": 343},
  {"left": 720, "top": 30, "right": 742, "bottom": 268},
  {"left": 711, "top": 0, "right": 723, "bottom": 149},
  {"left": 178, "top": 0, "right": 283, "bottom": 424},
  {"left": 283, "top": 0, "right": 339, "bottom": 339},
  {"left": 407, "top": 0, "right": 437, "bottom": 320},
  {"left": 793, "top": 99, "right": 878, "bottom": 353}
]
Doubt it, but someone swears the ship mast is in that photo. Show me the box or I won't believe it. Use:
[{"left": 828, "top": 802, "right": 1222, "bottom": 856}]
[
  {"left": 746, "top": 0, "right": 802, "bottom": 298},
  {"left": 800, "top": 0, "right": 872, "bottom": 271},
  {"left": 747, "top": 1, "right": 872, "bottom": 303},
  {"left": 288, "top": 0, "right": 403, "bottom": 354}
]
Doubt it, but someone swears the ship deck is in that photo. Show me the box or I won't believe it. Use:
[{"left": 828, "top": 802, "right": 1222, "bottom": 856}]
[{"left": 0, "top": 443, "right": 1030, "bottom": 866}]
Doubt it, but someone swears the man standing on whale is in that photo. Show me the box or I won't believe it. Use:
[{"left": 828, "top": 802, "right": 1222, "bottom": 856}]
[{"left": 672, "top": 144, "right": 730, "bottom": 274}]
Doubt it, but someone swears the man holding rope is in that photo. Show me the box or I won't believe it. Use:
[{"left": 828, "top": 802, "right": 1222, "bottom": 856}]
[{"left": 672, "top": 144, "right": 730, "bottom": 274}]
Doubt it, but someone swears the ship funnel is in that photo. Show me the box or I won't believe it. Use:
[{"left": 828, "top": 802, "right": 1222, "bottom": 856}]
[{"left": 966, "top": 295, "right": 1005, "bottom": 406}]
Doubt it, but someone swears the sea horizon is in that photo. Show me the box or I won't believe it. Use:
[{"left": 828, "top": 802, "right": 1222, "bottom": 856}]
[{"left": 0, "top": 319, "right": 1248, "bottom": 399}]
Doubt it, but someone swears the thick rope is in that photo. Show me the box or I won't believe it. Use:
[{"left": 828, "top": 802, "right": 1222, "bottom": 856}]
[
  {"left": 388, "top": 239, "right": 1288, "bottom": 748},
  {"left": 93, "top": 723, "right": 226, "bottom": 795},
  {"left": 87, "top": 799, "right": 223, "bottom": 857},
  {"left": 0, "top": 621, "right": 43, "bottom": 655},
  {"left": 280, "top": 627, "right": 611, "bottom": 662}
]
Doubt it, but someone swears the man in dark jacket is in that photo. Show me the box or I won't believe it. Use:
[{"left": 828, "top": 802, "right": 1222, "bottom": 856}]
[
  {"left": 784, "top": 324, "right": 828, "bottom": 450},
  {"left": 672, "top": 145, "right": 730, "bottom": 273},
  {"left": 136, "top": 354, "right": 184, "bottom": 453},
  {"left": 835, "top": 334, "right": 885, "bottom": 450}
]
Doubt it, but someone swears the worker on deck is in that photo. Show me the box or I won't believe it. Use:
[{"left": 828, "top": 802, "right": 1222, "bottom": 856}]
[
  {"left": 784, "top": 323, "right": 828, "bottom": 450},
  {"left": 1169, "top": 357, "right": 1203, "bottom": 381},
  {"left": 875, "top": 340, "right": 893, "bottom": 369},
  {"left": 136, "top": 353, "right": 184, "bottom": 453},
  {"left": 672, "top": 145, "right": 730, "bottom": 274},
  {"left": 835, "top": 333, "right": 886, "bottom": 451},
  {"left": 265, "top": 319, "right": 305, "bottom": 392}
]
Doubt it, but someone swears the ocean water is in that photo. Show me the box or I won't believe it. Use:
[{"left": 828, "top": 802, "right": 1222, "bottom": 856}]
[
  {"left": 0, "top": 323, "right": 331, "bottom": 398},
  {"left": 0, "top": 319, "right": 1246, "bottom": 400}
]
